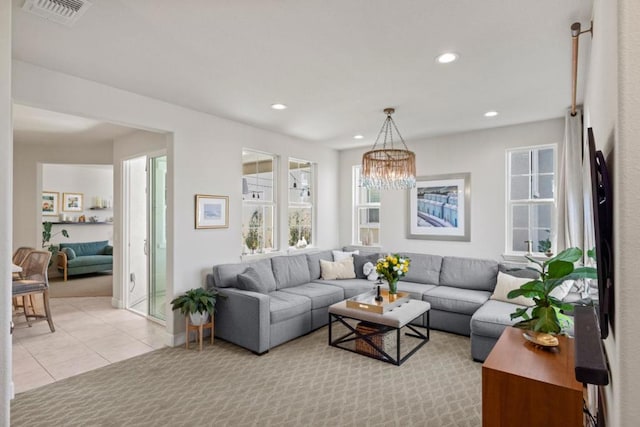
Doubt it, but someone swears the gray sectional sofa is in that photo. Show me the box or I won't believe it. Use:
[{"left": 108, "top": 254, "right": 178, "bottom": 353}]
[{"left": 206, "top": 250, "right": 576, "bottom": 361}]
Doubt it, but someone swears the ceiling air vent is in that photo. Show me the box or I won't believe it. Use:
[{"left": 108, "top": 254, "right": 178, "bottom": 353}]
[{"left": 22, "top": 0, "right": 93, "bottom": 27}]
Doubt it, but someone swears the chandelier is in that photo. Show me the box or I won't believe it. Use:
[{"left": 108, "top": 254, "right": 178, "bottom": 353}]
[{"left": 361, "top": 108, "right": 416, "bottom": 190}]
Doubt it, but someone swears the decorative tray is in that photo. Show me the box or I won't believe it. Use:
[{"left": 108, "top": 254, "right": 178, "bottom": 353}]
[
  {"left": 522, "top": 330, "right": 559, "bottom": 347},
  {"left": 345, "top": 289, "right": 409, "bottom": 314}
]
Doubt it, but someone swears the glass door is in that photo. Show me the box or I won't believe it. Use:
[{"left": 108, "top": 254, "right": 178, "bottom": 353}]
[{"left": 149, "top": 155, "right": 167, "bottom": 321}]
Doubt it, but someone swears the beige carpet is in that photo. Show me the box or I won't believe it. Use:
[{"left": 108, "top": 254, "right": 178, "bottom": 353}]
[
  {"left": 10, "top": 326, "right": 481, "bottom": 427},
  {"left": 49, "top": 273, "right": 113, "bottom": 298}
]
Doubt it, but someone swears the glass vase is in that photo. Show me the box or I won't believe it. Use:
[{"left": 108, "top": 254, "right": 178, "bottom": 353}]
[{"left": 388, "top": 278, "right": 398, "bottom": 295}]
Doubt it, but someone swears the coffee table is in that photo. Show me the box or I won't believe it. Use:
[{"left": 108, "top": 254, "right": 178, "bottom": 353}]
[{"left": 328, "top": 297, "right": 430, "bottom": 365}]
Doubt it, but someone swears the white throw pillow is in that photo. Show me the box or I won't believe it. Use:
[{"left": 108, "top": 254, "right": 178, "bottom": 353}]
[
  {"left": 549, "top": 279, "right": 575, "bottom": 301},
  {"left": 491, "top": 272, "right": 535, "bottom": 306},
  {"left": 320, "top": 257, "right": 356, "bottom": 280},
  {"left": 332, "top": 250, "right": 359, "bottom": 262}
]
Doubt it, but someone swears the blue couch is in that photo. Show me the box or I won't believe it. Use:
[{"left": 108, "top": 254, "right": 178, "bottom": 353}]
[{"left": 57, "top": 240, "right": 113, "bottom": 281}]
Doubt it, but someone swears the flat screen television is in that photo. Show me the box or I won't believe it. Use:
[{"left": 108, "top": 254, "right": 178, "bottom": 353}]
[{"left": 587, "top": 127, "right": 614, "bottom": 339}]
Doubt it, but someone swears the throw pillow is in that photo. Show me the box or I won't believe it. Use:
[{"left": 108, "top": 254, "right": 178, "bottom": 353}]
[
  {"left": 320, "top": 257, "right": 356, "bottom": 280},
  {"left": 61, "top": 247, "right": 76, "bottom": 260},
  {"left": 353, "top": 253, "right": 379, "bottom": 279},
  {"left": 490, "top": 271, "right": 534, "bottom": 306},
  {"left": 332, "top": 250, "right": 359, "bottom": 262},
  {"left": 103, "top": 245, "right": 113, "bottom": 255},
  {"left": 237, "top": 267, "right": 269, "bottom": 294},
  {"left": 549, "top": 279, "right": 575, "bottom": 301}
]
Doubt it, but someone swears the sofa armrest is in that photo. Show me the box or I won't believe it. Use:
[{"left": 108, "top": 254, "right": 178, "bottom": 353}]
[{"left": 213, "top": 287, "right": 270, "bottom": 354}]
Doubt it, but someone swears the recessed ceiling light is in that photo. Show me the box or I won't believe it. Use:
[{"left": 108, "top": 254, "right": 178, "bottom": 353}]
[
  {"left": 271, "top": 103, "right": 288, "bottom": 110},
  {"left": 436, "top": 52, "right": 459, "bottom": 64},
  {"left": 484, "top": 111, "right": 499, "bottom": 117},
  {"left": 353, "top": 135, "right": 364, "bottom": 140}
]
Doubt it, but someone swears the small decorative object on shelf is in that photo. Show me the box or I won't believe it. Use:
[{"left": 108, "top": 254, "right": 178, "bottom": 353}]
[{"left": 375, "top": 253, "right": 411, "bottom": 295}]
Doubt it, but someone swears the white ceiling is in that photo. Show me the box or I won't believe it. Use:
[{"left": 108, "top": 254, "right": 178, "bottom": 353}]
[{"left": 11, "top": 0, "right": 593, "bottom": 150}]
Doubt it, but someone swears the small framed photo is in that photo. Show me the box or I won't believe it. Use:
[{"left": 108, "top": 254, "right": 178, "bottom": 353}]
[
  {"left": 195, "top": 194, "right": 229, "bottom": 229},
  {"left": 42, "top": 191, "right": 59, "bottom": 216},
  {"left": 408, "top": 173, "right": 471, "bottom": 241},
  {"left": 62, "top": 192, "right": 84, "bottom": 212}
]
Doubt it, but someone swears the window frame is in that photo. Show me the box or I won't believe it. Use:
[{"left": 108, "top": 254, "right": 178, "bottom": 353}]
[
  {"left": 287, "top": 158, "right": 315, "bottom": 249},
  {"left": 505, "top": 144, "right": 557, "bottom": 256},
  {"left": 242, "top": 149, "right": 278, "bottom": 254},
  {"left": 352, "top": 165, "right": 381, "bottom": 246}
]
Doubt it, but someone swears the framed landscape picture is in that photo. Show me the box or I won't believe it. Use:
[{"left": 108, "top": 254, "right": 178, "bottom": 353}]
[
  {"left": 195, "top": 194, "right": 229, "bottom": 229},
  {"left": 42, "top": 191, "right": 59, "bottom": 216},
  {"left": 407, "top": 173, "right": 471, "bottom": 241},
  {"left": 62, "top": 192, "right": 84, "bottom": 212}
]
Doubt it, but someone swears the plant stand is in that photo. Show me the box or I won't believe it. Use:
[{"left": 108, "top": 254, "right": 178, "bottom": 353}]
[{"left": 185, "top": 317, "right": 214, "bottom": 351}]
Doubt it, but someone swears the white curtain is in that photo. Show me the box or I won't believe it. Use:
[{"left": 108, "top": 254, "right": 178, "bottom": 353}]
[{"left": 556, "top": 109, "right": 583, "bottom": 251}]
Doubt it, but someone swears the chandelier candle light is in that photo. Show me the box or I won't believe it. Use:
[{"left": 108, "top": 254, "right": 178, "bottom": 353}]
[{"left": 361, "top": 108, "right": 416, "bottom": 190}]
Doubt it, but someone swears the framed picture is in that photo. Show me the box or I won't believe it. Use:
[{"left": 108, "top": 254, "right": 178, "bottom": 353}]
[
  {"left": 62, "top": 192, "right": 84, "bottom": 212},
  {"left": 408, "top": 173, "right": 471, "bottom": 241},
  {"left": 42, "top": 191, "right": 59, "bottom": 216},
  {"left": 195, "top": 194, "right": 229, "bottom": 229}
]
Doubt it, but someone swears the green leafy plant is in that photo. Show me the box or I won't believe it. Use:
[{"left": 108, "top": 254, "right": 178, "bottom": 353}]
[
  {"left": 170, "top": 288, "right": 222, "bottom": 316},
  {"left": 508, "top": 247, "right": 597, "bottom": 334},
  {"left": 42, "top": 221, "right": 70, "bottom": 254},
  {"left": 537, "top": 229, "right": 552, "bottom": 253}
]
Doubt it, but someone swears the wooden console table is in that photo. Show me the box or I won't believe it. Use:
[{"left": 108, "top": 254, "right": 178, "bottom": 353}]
[{"left": 482, "top": 327, "right": 583, "bottom": 427}]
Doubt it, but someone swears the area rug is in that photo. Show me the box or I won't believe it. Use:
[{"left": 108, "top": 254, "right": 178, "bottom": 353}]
[
  {"left": 48, "top": 273, "right": 113, "bottom": 298},
  {"left": 10, "top": 327, "right": 481, "bottom": 427}
]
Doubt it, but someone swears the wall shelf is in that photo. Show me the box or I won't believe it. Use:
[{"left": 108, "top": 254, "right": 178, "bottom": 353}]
[{"left": 45, "top": 222, "right": 113, "bottom": 225}]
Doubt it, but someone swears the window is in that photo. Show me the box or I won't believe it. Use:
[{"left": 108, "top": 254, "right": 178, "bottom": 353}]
[
  {"left": 288, "top": 158, "right": 314, "bottom": 248},
  {"left": 353, "top": 165, "right": 381, "bottom": 246},
  {"left": 242, "top": 150, "right": 277, "bottom": 254},
  {"left": 506, "top": 145, "right": 556, "bottom": 254}
]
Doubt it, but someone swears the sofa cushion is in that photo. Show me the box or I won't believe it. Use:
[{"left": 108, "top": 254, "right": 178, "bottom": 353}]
[
  {"left": 306, "top": 250, "right": 333, "bottom": 280},
  {"left": 313, "top": 278, "right": 373, "bottom": 299},
  {"left": 61, "top": 247, "right": 76, "bottom": 260},
  {"left": 387, "top": 281, "right": 436, "bottom": 300},
  {"left": 67, "top": 255, "right": 113, "bottom": 268},
  {"left": 59, "top": 240, "right": 109, "bottom": 257},
  {"left": 471, "top": 300, "right": 522, "bottom": 338},
  {"left": 490, "top": 272, "right": 534, "bottom": 306},
  {"left": 320, "top": 258, "right": 356, "bottom": 280},
  {"left": 423, "top": 286, "right": 491, "bottom": 315},
  {"left": 213, "top": 258, "right": 276, "bottom": 291},
  {"left": 353, "top": 253, "right": 380, "bottom": 279},
  {"left": 269, "top": 291, "right": 312, "bottom": 324},
  {"left": 498, "top": 262, "right": 539, "bottom": 279},
  {"left": 237, "top": 267, "right": 270, "bottom": 294},
  {"left": 398, "top": 252, "right": 442, "bottom": 285},
  {"left": 271, "top": 255, "right": 311, "bottom": 289},
  {"left": 439, "top": 256, "right": 498, "bottom": 291},
  {"left": 280, "top": 283, "right": 344, "bottom": 309}
]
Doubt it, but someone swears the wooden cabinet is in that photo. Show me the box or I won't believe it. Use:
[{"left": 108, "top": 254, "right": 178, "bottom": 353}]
[{"left": 482, "top": 327, "right": 583, "bottom": 427}]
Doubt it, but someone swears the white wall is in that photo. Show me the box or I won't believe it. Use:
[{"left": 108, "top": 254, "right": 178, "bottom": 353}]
[
  {"left": 338, "top": 118, "right": 564, "bottom": 260},
  {"left": 12, "top": 61, "right": 340, "bottom": 343},
  {"left": 1, "top": 0, "right": 12, "bottom": 422},
  {"left": 583, "top": 0, "right": 640, "bottom": 425},
  {"left": 42, "top": 163, "right": 114, "bottom": 245},
  {"left": 13, "top": 141, "right": 113, "bottom": 248}
]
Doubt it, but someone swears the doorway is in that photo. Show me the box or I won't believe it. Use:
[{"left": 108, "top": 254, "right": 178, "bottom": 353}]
[{"left": 123, "top": 153, "right": 167, "bottom": 322}]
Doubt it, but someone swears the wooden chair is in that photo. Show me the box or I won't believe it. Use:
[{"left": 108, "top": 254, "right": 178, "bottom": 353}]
[
  {"left": 12, "top": 247, "right": 35, "bottom": 309},
  {"left": 12, "top": 250, "right": 55, "bottom": 332}
]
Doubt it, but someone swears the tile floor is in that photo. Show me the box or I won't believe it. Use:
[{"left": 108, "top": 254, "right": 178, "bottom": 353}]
[{"left": 12, "top": 296, "right": 167, "bottom": 394}]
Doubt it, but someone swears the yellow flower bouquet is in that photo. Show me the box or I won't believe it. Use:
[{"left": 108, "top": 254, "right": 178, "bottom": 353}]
[{"left": 375, "top": 254, "right": 410, "bottom": 295}]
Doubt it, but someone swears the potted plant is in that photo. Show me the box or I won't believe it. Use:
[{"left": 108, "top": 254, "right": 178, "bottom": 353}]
[
  {"left": 170, "top": 287, "right": 222, "bottom": 325},
  {"left": 244, "top": 210, "right": 262, "bottom": 253},
  {"left": 507, "top": 247, "right": 597, "bottom": 334}
]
